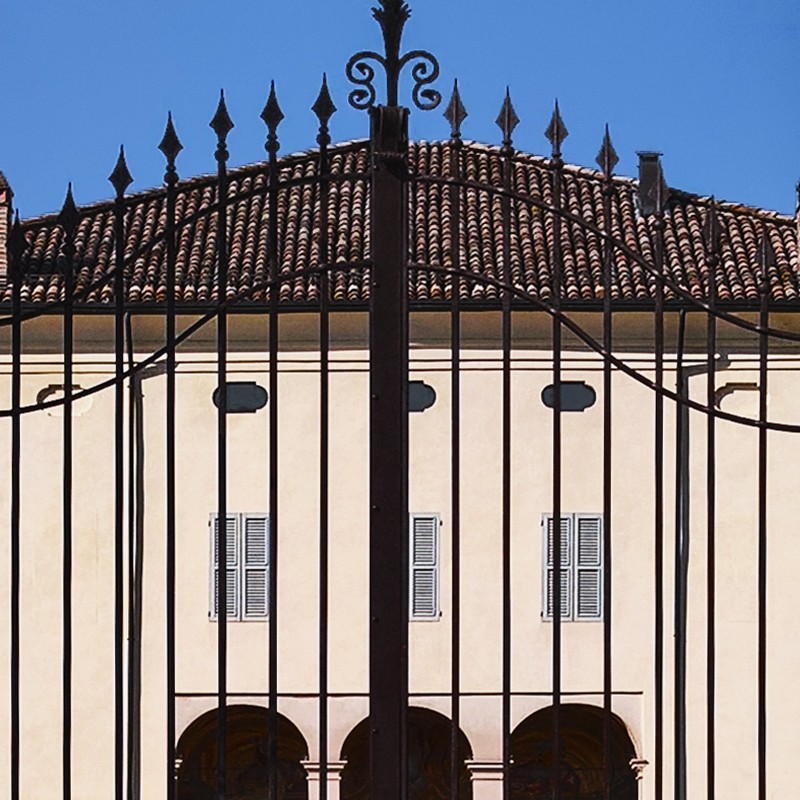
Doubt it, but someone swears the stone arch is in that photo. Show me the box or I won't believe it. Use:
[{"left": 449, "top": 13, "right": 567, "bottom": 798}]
[
  {"left": 510, "top": 703, "right": 637, "bottom": 799},
  {"left": 339, "top": 707, "right": 474, "bottom": 800},
  {"left": 175, "top": 705, "right": 309, "bottom": 800}
]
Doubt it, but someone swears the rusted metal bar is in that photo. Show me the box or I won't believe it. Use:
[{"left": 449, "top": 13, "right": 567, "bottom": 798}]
[
  {"left": 312, "top": 74, "right": 336, "bottom": 800},
  {"left": 158, "top": 112, "right": 182, "bottom": 800},
  {"left": 444, "top": 79, "right": 466, "bottom": 800},
  {"left": 704, "top": 200, "right": 721, "bottom": 800},
  {"left": 211, "top": 90, "right": 234, "bottom": 800},
  {"left": 109, "top": 146, "right": 133, "bottom": 800},
  {"left": 8, "top": 210, "right": 24, "bottom": 800},
  {"left": 262, "top": 81, "right": 283, "bottom": 800},
  {"left": 59, "top": 185, "right": 79, "bottom": 800},
  {"left": 368, "top": 102, "right": 410, "bottom": 800}
]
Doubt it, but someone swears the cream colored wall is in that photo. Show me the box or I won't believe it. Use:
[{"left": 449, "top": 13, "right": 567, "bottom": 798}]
[{"left": 0, "top": 311, "right": 799, "bottom": 799}]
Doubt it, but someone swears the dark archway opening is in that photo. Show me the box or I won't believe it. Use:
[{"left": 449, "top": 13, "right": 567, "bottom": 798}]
[
  {"left": 340, "top": 707, "right": 473, "bottom": 800},
  {"left": 510, "top": 704, "right": 637, "bottom": 799},
  {"left": 176, "top": 705, "right": 308, "bottom": 800}
]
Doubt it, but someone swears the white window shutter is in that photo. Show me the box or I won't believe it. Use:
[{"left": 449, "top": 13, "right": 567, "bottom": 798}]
[
  {"left": 575, "top": 514, "right": 603, "bottom": 619},
  {"left": 242, "top": 514, "right": 269, "bottom": 619},
  {"left": 210, "top": 514, "right": 239, "bottom": 619},
  {"left": 212, "top": 514, "right": 238, "bottom": 568},
  {"left": 542, "top": 514, "right": 573, "bottom": 620},
  {"left": 410, "top": 514, "right": 439, "bottom": 619},
  {"left": 212, "top": 568, "right": 240, "bottom": 619},
  {"left": 544, "top": 514, "right": 572, "bottom": 568},
  {"left": 545, "top": 568, "right": 572, "bottom": 619}
]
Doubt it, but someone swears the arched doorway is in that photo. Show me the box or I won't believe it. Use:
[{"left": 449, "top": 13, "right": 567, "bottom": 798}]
[
  {"left": 340, "top": 707, "right": 473, "bottom": 800},
  {"left": 510, "top": 704, "right": 637, "bottom": 799},
  {"left": 176, "top": 705, "right": 308, "bottom": 800}
]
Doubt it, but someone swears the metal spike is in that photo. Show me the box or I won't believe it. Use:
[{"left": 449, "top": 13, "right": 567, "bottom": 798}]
[
  {"left": 108, "top": 145, "right": 134, "bottom": 197},
  {"left": 311, "top": 74, "right": 337, "bottom": 129},
  {"left": 8, "top": 211, "right": 26, "bottom": 260},
  {"left": 158, "top": 112, "right": 183, "bottom": 163},
  {"left": 58, "top": 183, "right": 80, "bottom": 234},
  {"left": 261, "top": 81, "right": 285, "bottom": 134},
  {"left": 444, "top": 80, "right": 468, "bottom": 140},
  {"left": 596, "top": 125, "right": 619, "bottom": 177},
  {"left": 210, "top": 90, "right": 235, "bottom": 141},
  {"left": 495, "top": 88, "right": 519, "bottom": 146},
  {"left": 545, "top": 100, "right": 569, "bottom": 155},
  {"left": 703, "top": 199, "right": 721, "bottom": 253}
]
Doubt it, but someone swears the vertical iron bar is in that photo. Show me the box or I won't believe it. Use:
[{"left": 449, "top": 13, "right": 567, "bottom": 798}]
[
  {"left": 263, "top": 84, "right": 283, "bottom": 800},
  {"left": 500, "top": 122, "right": 513, "bottom": 800},
  {"left": 212, "top": 92, "right": 233, "bottom": 800},
  {"left": 446, "top": 89, "right": 464, "bottom": 800},
  {"left": 600, "top": 156, "right": 614, "bottom": 800},
  {"left": 368, "top": 103, "right": 410, "bottom": 800},
  {"left": 159, "top": 114, "right": 181, "bottom": 800},
  {"left": 550, "top": 125, "right": 564, "bottom": 800},
  {"left": 705, "top": 203, "right": 719, "bottom": 800},
  {"left": 8, "top": 211, "right": 23, "bottom": 800},
  {"left": 110, "top": 150, "right": 131, "bottom": 800},
  {"left": 674, "top": 309, "right": 688, "bottom": 800},
  {"left": 653, "top": 181, "right": 666, "bottom": 800},
  {"left": 313, "top": 75, "right": 335, "bottom": 800},
  {"left": 60, "top": 187, "right": 78, "bottom": 800},
  {"left": 124, "top": 311, "right": 138, "bottom": 800},
  {"left": 757, "top": 233, "right": 769, "bottom": 800}
]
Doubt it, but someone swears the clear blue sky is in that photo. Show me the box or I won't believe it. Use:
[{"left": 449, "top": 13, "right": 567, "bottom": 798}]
[{"left": 1, "top": 0, "right": 798, "bottom": 218}]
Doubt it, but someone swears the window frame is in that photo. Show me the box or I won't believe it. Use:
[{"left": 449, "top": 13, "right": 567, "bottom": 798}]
[
  {"left": 541, "top": 512, "right": 604, "bottom": 622},
  {"left": 209, "top": 512, "right": 269, "bottom": 622},
  {"left": 409, "top": 513, "right": 442, "bottom": 622}
]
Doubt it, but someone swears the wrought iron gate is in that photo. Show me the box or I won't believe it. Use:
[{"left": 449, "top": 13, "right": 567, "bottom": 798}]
[{"left": 2, "top": 2, "right": 799, "bottom": 800}]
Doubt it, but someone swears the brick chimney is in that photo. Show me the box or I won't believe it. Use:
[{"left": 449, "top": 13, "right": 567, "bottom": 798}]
[
  {"left": 637, "top": 152, "right": 669, "bottom": 216},
  {"left": 0, "top": 172, "right": 13, "bottom": 286}
]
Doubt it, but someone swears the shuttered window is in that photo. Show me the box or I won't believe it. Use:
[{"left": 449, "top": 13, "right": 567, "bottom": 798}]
[
  {"left": 409, "top": 514, "right": 440, "bottom": 620},
  {"left": 542, "top": 513, "right": 603, "bottom": 621},
  {"left": 210, "top": 513, "right": 269, "bottom": 621}
]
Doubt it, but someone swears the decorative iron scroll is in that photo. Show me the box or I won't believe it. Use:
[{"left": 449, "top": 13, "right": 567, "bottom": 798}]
[{"left": 346, "top": 0, "right": 441, "bottom": 111}]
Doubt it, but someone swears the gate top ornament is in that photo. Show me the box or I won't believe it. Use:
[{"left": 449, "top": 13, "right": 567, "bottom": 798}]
[{"left": 346, "top": 0, "right": 441, "bottom": 112}]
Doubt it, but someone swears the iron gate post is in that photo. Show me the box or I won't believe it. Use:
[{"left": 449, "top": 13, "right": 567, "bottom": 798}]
[{"left": 369, "top": 103, "right": 410, "bottom": 800}]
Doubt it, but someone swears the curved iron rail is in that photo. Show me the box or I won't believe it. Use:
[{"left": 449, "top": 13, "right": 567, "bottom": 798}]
[{"left": 2, "top": 259, "right": 799, "bottom": 436}]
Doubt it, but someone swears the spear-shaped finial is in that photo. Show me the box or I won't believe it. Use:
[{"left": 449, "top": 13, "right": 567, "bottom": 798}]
[
  {"left": 8, "top": 211, "right": 25, "bottom": 271},
  {"left": 444, "top": 80, "right": 468, "bottom": 141},
  {"left": 210, "top": 89, "right": 235, "bottom": 142},
  {"left": 261, "top": 81, "right": 284, "bottom": 156},
  {"left": 596, "top": 125, "right": 619, "bottom": 178},
  {"left": 158, "top": 112, "right": 183, "bottom": 165},
  {"left": 545, "top": 100, "right": 569, "bottom": 160},
  {"left": 58, "top": 183, "right": 80, "bottom": 235},
  {"left": 496, "top": 88, "right": 519, "bottom": 149},
  {"left": 312, "top": 74, "right": 337, "bottom": 135},
  {"left": 108, "top": 145, "right": 133, "bottom": 199}
]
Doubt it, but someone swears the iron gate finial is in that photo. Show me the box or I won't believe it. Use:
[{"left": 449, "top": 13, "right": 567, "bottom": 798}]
[
  {"left": 312, "top": 74, "right": 337, "bottom": 136},
  {"left": 58, "top": 184, "right": 80, "bottom": 235},
  {"left": 346, "top": 0, "right": 441, "bottom": 111},
  {"left": 545, "top": 100, "right": 569, "bottom": 161},
  {"left": 596, "top": 125, "right": 619, "bottom": 179},
  {"left": 108, "top": 146, "right": 134, "bottom": 198},
  {"left": 444, "top": 80, "right": 467, "bottom": 141},
  {"left": 210, "top": 90, "right": 235, "bottom": 143},
  {"left": 496, "top": 89, "right": 519, "bottom": 150},
  {"left": 261, "top": 82, "right": 284, "bottom": 155}
]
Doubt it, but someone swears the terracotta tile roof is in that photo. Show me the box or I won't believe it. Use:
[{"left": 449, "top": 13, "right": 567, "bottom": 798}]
[{"left": 6, "top": 141, "right": 797, "bottom": 307}]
